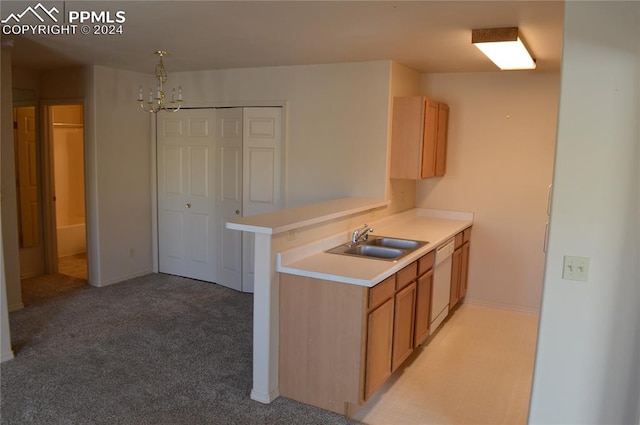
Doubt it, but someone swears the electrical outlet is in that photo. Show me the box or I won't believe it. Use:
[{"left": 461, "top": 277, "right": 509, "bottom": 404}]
[{"left": 562, "top": 256, "right": 590, "bottom": 282}]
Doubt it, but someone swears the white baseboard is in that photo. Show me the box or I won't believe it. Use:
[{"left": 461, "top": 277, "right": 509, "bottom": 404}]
[
  {"left": 91, "top": 269, "right": 152, "bottom": 287},
  {"left": 250, "top": 388, "right": 280, "bottom": 404},
  {"left": 1, "top": 350, "right": 15, "bottom": 363},
  {"left": 8, "top": 302, "right": 24, "bottom": 312},
  {"left": 463, "top": 297, "right": 539, "bottom": 315}
]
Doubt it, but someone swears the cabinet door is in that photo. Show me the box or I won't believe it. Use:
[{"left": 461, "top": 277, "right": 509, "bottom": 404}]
[
  {"left": 414, "top": 269, "right": 433, "bottom": 347},
  {"left": 364, "top": 298, "right": 394, "bottom": 400},
  {"left": 392, "top": 281, "right": 417, "bottom": 371},
  {"left": 450, "top": 246, "right": 462, "bottom": 308},
  {"left": 460, "top": 241, "right": 470, "bottom": 299},
  {"left": 435, "top": 103, "right": 449, "bottom": 176},
  {"left": 420, "top": 100, "right": 439, "bottom": 179},
  {"left": 390, "top": 97, "right": 425, "bottom": 179}
]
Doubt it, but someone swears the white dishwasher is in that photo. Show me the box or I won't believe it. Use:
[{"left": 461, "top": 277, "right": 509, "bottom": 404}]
[{"left": 430, "top": 238, "right": 455, "bottom": 333}]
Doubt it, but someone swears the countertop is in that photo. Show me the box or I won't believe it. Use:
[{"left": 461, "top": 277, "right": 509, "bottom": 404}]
[
  {"left": 226, "top": 197, "right": 389, "bottom": 235},
  {"left": 277, "top": 208, "right": 473, "bottom": 287}
]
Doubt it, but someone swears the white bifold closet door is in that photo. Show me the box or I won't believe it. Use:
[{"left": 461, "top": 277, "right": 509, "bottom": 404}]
[{"left": 157, "top": 107, "right": 282, "bottom": 292}]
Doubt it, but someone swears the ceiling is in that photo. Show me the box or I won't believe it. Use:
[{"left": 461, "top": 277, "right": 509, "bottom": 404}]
[{"left": 2, "top": 1, "right": 564, "bottom": 74}]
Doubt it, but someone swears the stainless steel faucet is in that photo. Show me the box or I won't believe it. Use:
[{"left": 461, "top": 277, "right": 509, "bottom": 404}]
[{"left": 352, "top": 224, "right": 374, "bottom": 244}]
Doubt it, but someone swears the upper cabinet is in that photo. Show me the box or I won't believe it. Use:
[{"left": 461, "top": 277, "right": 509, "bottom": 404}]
[{"left": 390, "top": 96, "right": 450, "bottom": 179}]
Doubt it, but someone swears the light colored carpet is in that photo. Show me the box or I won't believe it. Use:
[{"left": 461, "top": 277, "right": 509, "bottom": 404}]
[{"left": 2, "top": 273, "right": 360, "bottom": 425}]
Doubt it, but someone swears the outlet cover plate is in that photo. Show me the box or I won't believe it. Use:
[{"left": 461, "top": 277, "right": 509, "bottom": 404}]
[{"left": 563, "top": 256, "right": 590, "bottom": 282}]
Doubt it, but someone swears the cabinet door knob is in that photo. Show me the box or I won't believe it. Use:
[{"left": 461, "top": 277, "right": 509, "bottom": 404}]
[
  {"left": 186, "top": 203, "right": 191, "bottom": 208},
  {"left": 235, "top": 210, "right": 240, "bottom": 215}
]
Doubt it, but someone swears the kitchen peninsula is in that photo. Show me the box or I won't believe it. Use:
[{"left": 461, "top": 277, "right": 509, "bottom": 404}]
[{"left": 226, "top": 197, "right": 472, "bottom": 415}]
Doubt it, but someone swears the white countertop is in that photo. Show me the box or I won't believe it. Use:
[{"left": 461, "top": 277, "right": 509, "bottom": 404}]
[
  {"left": 226, "top": 197, "right": 389, "bottom": 234},
  {"left": 277, "top": 209, "right": 473, "bottom": 287}
]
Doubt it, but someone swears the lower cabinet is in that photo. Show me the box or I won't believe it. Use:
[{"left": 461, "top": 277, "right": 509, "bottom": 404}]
[
  {"left": 392, "top": 282, "right": 416, "bottom": 371},
  {"left": 414, "top": 268, "right": 433, "bottom": 346},
  {"left": 450, "top": 227, "right": 472, "bottom": 309},
  {"left": 364, "top": 275, "right": 395, "bottom": 400},
  {"left": 278, "top": 250, "right": 436, "bottom": 416}
]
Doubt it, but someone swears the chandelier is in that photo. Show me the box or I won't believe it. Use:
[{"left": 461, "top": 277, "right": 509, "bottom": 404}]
[{"left": 137, "top": 50, "right": 183, "bottom": 113}]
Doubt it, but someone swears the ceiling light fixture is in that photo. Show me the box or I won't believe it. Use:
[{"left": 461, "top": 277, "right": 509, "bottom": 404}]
[
  {"left": 472, "top": 27, "right": 536, "bottom": 70},
  {"left": 137, "top": 50, "right": 183, "bottom": 113}
]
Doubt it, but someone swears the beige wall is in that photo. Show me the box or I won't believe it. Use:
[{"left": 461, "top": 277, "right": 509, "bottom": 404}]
[
  {"left": 417, "top": 72, "right": 560, "bottom": 312},
  {"left": 90, "top": 66, "right": 153, "bottom": 286},
  {"left": 52, "top": 105, "right": 85, "bottom": 227},
  {"left": 530, "top": 1, "right": 640, "bottom": 422},
  {"left": 1, "top": 45, "right": 23, "bottom": 311},
  {"left": 174, "top": 61, "right": 391, "bottom": 207},
  {"left": 1, "top": 44, "right": 17, "bottom": 360},
  {"left": 270, "top": 61, "right": 422, "bottom": 254}
]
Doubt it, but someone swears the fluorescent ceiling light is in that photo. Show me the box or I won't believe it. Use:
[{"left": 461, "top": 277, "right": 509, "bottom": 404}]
[{"left": 472, "top": 27, "right": 536, "bottom": 70}]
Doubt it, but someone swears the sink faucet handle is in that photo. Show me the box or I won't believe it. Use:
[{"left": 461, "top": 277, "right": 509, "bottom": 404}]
[{"left": 352, "top": 223, "right": 374, "bottom": 244}]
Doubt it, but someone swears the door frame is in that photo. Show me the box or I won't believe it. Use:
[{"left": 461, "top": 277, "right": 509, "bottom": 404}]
[
  {"left": 40, "top": 99, "right": 88, "bottom": 276},
  {"left": 151, "top": 101, "right": 288, "bottom": 285},
  {"left": 12, "top": 103, "right": 43, "bottom": 278}
]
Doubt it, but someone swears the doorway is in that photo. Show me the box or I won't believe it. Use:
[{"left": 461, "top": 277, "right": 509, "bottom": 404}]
[
  {"left": 14, "top": 101, "right": 89, "bottom": 306},
  {"left": 49, "top": 104, "right": 87, "bottom": 280},
  {"left": 13, "top": 104, "right": 43, "bottom": 279}
]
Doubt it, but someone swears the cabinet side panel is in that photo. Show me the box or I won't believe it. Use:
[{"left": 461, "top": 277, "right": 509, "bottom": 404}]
[
  {"left": 279, "top": 274, "right": 365, "bottom": 414},
  {"left": 279, "top": 274, "right": 311, "bottom": 400},
  {"left": 391, "top": 97, "right": 424, "bottom": 179},
  {"left": 450, "top": 247, "right": 462, "bottom": 308}
]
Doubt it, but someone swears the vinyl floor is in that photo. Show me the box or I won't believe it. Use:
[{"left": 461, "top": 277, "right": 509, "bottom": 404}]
[{"left": 352, "top": 303, "right": 539, "bottom": 425}]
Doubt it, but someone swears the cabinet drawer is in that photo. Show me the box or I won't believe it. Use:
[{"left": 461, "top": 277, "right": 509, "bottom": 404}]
[
  {"left": 396, "top": 261, "right": 418, "bottom": 290},
  {"left": 454, "top": 232, "right": 464, "bottom": 249},
  {"left": 369, "top": 275, "right": 395, "bottom": 310},
  {"left": 463, "top": 227, "right": 472, "bottom": 243},
  {"left": 418, "top": 251, "right": 435, "bottom": 276}
]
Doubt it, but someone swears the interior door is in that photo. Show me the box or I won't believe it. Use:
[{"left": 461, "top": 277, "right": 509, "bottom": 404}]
[
  {"left": 156, "top": 107, "right": 282, "bottom": 293},
  {"left": 217, "top": 108, "right": 243, "bottom": 291},
  {"left": 241, "top": 107, "right": 283, "bottom": 292},
  {"left": 157, "top": 109, "right": 217, "bottom": 282},
  {"left": 14, "top": 106, "right": 44, "bottom": 277}
]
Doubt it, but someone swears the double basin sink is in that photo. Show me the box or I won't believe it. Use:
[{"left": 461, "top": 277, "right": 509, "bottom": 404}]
[{"left": 326, "top": 236, "right": 428, "bottom": 261}]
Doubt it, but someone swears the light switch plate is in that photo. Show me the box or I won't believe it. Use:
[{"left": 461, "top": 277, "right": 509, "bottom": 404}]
[{"left": 562, "top": 256, "right": 590, "bottom": 282}]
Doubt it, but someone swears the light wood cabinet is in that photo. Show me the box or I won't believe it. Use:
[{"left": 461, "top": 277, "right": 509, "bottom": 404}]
[
  {"left": 364, "top": 297, "right": 394, "bottom": 400},
  {"left": 450, "top": 227, "right": 472, "bottom": 309},
  {"left": 414, "top": 268, "right": 433, "bottom": 346},
  {"left": 391, "top": 96, "right": 450, "bottom": 180},
  {"left": 414, "top": 250, "right": 434, "bottom": 347},
  {"left": 392, "top": 282, "right": 416, "bottom": 371},
  {"left": 278, "top": 249, "right": 438, "bottom": 415}
]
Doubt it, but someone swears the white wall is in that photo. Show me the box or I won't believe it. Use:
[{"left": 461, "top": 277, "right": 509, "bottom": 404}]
[
  {"left": 417, "top": 72, "right": 560, "bottom": 312},
  {"left": 90, "top": 66, "right": 153, "bottom": 286},
  {"left": 173, "top": 61, "right": 391, "bottom": 207},
  {"left": 27, "top": 65, "right": 153, "bottom": 287},
  {"left": 1, "top": 45, "right": 23, "bottom": 312},
  {"left": 1, "top": 44, "right": 16, "bottom": 361},
  {"left": 529, "top": 1, "right": 640, "bottom": 423}
]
